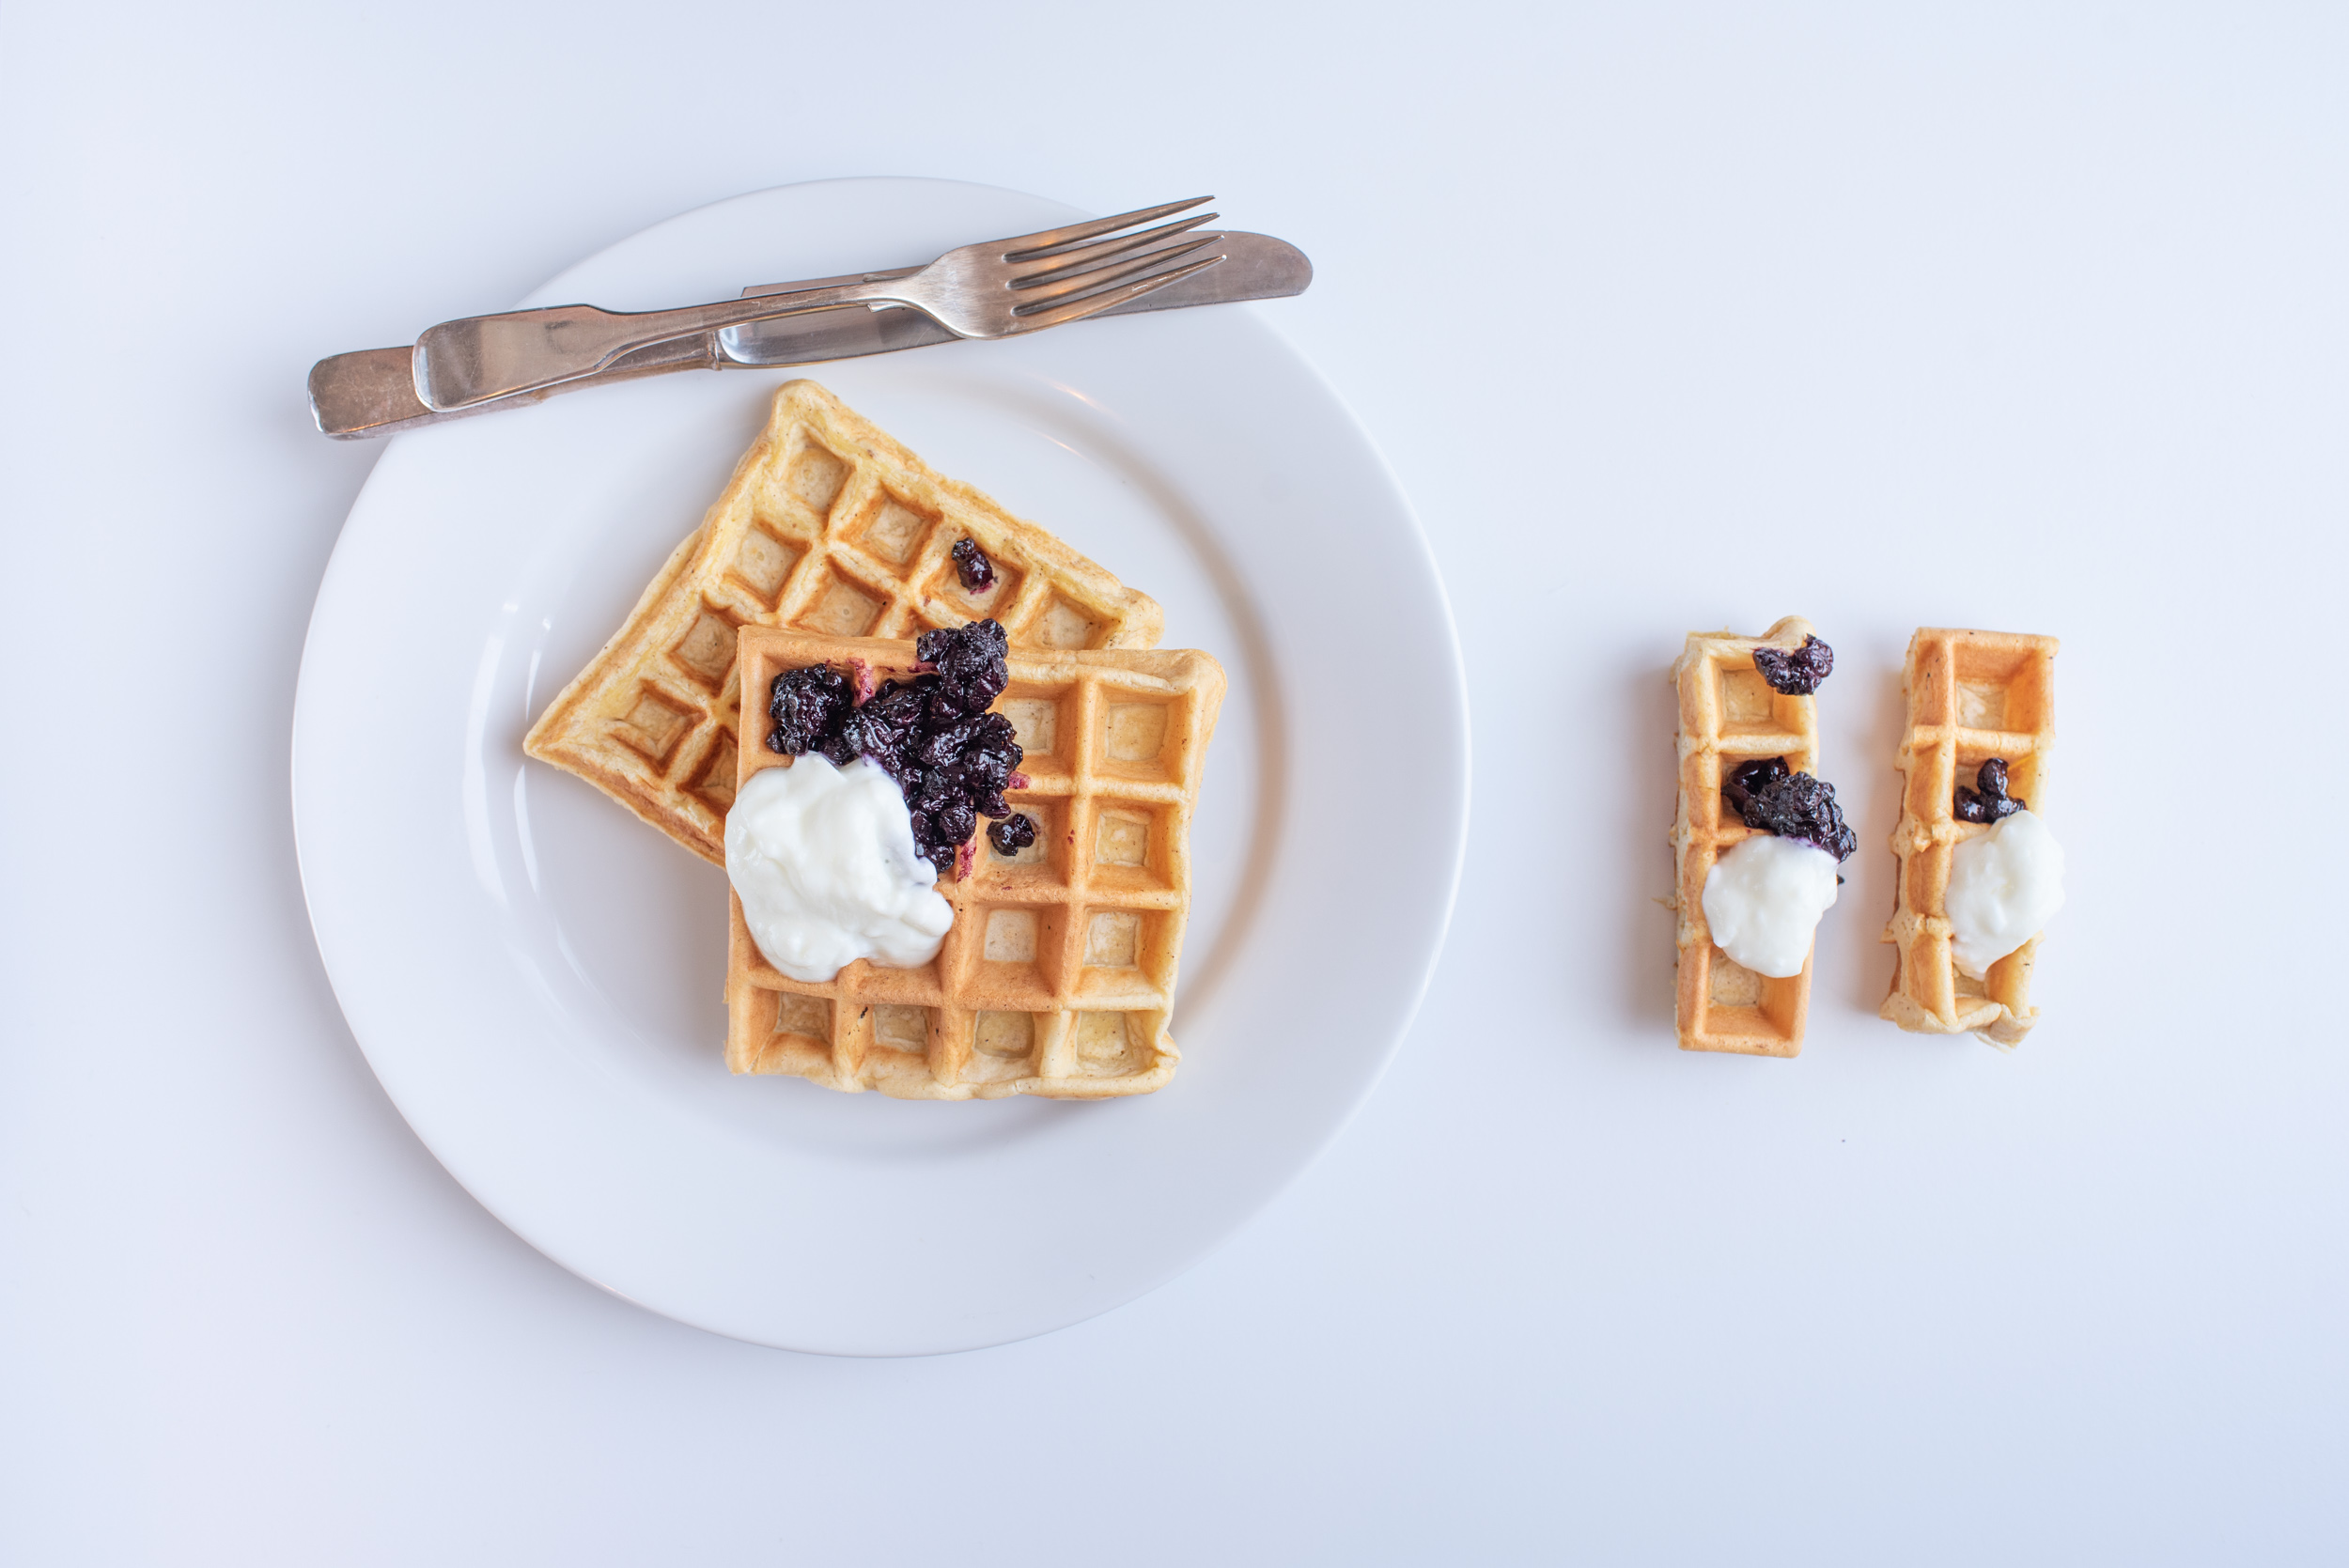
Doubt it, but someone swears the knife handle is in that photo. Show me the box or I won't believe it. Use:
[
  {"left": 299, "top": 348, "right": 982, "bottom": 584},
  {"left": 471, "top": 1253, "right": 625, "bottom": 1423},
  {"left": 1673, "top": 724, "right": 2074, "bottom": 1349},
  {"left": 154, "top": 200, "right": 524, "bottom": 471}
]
[
  {"left": 307, "top": 335, "right": 719, "bottom": 440},
  {"left": 412, "top": 283, "right": 879, "bottom": 411}
]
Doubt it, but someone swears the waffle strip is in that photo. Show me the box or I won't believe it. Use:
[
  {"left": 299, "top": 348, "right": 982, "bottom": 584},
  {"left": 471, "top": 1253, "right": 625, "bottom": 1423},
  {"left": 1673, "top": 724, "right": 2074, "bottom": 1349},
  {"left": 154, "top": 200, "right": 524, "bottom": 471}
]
[
  {"left": 725, "top": 628, "right": 1224, "bottom": 1099},
  {"left": 524, "top": 380, "right": 1163, "bottom": 864},
  {"left": 1669, "top": 616, "right": 1823, "bottom": 1057},
  {"left": 1880, "top": 628, "right": 2059, "bottom": 1048}
]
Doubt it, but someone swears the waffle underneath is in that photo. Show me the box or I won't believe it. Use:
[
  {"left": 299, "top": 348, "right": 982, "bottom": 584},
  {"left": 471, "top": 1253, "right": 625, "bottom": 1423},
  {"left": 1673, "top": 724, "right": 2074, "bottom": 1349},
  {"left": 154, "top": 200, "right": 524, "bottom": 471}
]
[{"left": 523, "top": 379, "right": 1164, "bottom": 865}]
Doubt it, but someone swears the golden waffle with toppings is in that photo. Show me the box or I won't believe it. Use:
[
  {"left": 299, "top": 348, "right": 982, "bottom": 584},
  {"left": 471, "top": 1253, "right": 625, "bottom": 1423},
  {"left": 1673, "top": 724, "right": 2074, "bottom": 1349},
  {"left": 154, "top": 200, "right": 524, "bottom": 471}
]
[
  {"left": 1668, "top": 615, "right": 1838, "bottom": 1058},
  {"left": 524, "top": 380, "right": 1163, "bottom": 864},
  {"left": 1881, "top": 628, "right": 2059, "bottom": 1048},
  {"left": 726, "top": 626, "right": 1224, "bottom": 1099}
]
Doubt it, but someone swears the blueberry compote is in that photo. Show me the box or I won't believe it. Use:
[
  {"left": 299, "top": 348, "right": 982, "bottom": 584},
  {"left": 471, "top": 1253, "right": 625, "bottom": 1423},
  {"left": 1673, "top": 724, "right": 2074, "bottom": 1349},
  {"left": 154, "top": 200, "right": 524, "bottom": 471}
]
[
  {"left": 951, "top": 537, "right": 995, "bottom": 593},
  {"left": 1952, "top": 757, "right": 2027, "bottom": 824},
  {"left": 1722, "top": 756, "right": 1859, "bottom": 862},
  {"left": 1752, "top": 635, "right": 1835, "bottom": 695},
  {"left": 987, "top": 813, "right": 1037, "bottom": 856},
  {"left": 765, "top": 619, "right": 1022, "bottom": 874},
  {"left": 765, "top": 664, "right": 851, "bottom": 757}
]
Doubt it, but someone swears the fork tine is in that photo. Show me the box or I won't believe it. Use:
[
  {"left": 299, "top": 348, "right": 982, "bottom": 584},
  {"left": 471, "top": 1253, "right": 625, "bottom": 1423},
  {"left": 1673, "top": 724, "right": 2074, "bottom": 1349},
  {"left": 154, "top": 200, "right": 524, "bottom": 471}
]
[
  {"left": 997, "top": 196, "right": 1214, "bottom": 260},
  {"left": 1010, "top": 252, "right": 1225, "bottom": 329},
  {"left": 1009, "top": 213, "right": 1221, "bottom": 287},
  {"left": 1006, "top": 237, "right": 1224, "bottom": 310}
]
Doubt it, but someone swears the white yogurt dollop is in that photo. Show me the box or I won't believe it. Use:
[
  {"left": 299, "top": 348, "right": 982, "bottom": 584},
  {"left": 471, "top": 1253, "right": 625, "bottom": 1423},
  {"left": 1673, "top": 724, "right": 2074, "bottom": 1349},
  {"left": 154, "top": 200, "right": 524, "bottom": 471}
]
[
  {"left": 723, "top": 755, "right": 954, "bottom": 983},
  {"left": 1702, "top": 833, "right": 1841, "bottom": 979},
  {"left": 1946, "top": 809, "right": 2064, "bottom": 979}
]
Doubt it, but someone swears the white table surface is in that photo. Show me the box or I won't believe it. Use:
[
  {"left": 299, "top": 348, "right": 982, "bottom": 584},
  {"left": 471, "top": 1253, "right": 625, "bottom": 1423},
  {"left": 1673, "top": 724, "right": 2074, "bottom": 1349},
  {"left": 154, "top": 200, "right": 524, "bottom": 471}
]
[{"left": 5, "top": 5, "right": 2344, "bottom": 1561}]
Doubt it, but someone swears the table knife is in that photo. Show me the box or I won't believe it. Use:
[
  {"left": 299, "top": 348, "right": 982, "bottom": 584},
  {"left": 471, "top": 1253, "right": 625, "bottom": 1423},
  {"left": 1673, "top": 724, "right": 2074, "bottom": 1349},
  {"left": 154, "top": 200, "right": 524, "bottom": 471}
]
[{"left": 308, "top": 230, "right": 1311, "bottom": 440}]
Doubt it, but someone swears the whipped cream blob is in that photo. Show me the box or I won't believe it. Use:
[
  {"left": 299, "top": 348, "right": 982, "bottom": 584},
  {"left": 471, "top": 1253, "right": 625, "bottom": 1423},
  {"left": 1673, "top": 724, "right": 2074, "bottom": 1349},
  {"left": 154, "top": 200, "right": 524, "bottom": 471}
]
[
  {"left": 723, "top": 755, "right": 954, "bottom": 984},
  {"left": 1945, "top": 808, "right": 2065, "bottom": 979},
  {"left": 1702, "top": 832, "right": 1841, "bottom": 978}
]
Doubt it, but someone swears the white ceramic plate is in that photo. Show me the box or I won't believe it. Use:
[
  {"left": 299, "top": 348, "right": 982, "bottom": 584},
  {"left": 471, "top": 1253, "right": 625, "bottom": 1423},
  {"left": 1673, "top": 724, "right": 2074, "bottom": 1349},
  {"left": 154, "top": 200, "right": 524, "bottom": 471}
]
[{"left": 292, "top": 179, "right": 1467, "bottom": 1354}]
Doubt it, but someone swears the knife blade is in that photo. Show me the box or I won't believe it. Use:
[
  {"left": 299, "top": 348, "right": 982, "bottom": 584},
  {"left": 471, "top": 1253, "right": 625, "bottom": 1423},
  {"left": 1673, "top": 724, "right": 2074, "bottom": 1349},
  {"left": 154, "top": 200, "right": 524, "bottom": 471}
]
[{"left": 307, "top": 230, "right": 1311, "bottom": 440}]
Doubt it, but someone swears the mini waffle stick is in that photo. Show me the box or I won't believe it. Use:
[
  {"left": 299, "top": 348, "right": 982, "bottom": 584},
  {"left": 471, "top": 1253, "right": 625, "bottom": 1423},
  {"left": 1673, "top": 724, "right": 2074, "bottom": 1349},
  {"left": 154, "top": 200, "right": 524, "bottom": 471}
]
[
  {"left": 1669, "top": 616, "right": 1823, "bottom": 1057},
  {"left": 525, "top": 380, "right": 1163, "bottom": 864},
  {"left": 1880, "top": 628, "right": 2058, "bottom": 1048},
  {"left": 726, "top": 627, "right": 1224, "bottom": 1099}
]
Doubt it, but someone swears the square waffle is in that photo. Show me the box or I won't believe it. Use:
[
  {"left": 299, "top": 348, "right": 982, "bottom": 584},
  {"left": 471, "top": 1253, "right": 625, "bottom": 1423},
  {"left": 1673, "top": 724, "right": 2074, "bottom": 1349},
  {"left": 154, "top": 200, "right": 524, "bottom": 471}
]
[
  {"left": 524, "top": 379, "right": 1164, "bottom": 865},
  {"left": 725, "top": 626, "right": 1225, "bottom": 1099},
  {"left": 1669, "top": 616, "right": 1824, "bottom": 1057},
  {"left": 1880, "top": 628, "right": 2059, "bottom": 1048}
]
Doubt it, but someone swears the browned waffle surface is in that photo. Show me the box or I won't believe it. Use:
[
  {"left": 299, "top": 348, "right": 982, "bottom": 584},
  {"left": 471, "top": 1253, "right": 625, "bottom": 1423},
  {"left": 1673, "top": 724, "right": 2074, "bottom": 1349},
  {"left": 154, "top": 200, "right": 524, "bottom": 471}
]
[
  {"left": 1880, "top": 628, "right": 2058, "bottom": 1048},
  {"left": 523, "top": 380, "right": 1165, "bottom": 864},
  {"left": 724, "top": 628, "right": 1225, "bottom": 1100},
  {"left": 1669, "top": 616, "right": 1822, "bottom": 1057}
]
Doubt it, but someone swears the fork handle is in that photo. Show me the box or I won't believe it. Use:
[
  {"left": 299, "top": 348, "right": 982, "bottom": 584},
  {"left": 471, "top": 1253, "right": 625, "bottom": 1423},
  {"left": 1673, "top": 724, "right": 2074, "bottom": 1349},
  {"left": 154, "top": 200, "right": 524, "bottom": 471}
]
[{"left": 412, "top": 281, "right": 896, "bottom": 411}]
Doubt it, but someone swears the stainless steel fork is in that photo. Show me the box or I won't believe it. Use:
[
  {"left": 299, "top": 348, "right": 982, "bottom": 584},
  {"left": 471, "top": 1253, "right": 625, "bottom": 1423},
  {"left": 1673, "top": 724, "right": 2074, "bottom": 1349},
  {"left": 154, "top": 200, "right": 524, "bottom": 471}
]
[{"left": 412, "top": 197, "right": 1226, "bottom": 411}]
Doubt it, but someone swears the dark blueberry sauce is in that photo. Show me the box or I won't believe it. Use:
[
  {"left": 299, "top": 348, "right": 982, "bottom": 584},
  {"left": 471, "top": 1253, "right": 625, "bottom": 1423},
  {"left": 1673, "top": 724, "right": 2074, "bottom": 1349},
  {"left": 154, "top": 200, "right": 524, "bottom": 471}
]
[
  {"left": 988, "top": 812, "right": 1037, "bottom": 856},
  {"left": 1752, "top": 635, "right": 1834, "bottom": 696},
  {"left": 951, "top": 537, "right": 995, "bottom": 593},
  {"left": 1722, "top": 756, "right": 1859, "bottom": 861},
  {"left": 765, "top": 619, "right": 1021, "bottom": 874},
  {"left": 1953, "top": 757, "right": 2027, "bottom": 824}
]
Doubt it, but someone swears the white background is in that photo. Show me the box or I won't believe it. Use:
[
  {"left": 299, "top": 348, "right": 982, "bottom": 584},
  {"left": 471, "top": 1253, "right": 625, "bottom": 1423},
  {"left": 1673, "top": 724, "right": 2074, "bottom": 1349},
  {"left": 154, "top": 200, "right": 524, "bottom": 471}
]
[{"left": 5, "top": 3, "right": 2345, "bottom": 1561}]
